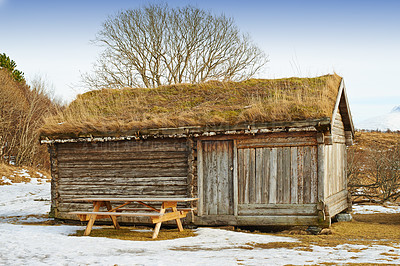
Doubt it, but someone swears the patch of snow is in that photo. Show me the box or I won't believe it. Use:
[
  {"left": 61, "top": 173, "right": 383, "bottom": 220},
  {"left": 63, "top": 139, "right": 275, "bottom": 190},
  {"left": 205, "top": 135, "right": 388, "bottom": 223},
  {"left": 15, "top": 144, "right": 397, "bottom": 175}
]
[
  {"left": 1, "top": 175, "right": 400, "bottom": 265},
  {"left": 352, "top": 204, "right": 400, "bottom": 214},
  {"left": 0, "top": 175, "right": 51, "bottom": 222},
  {"left": 358, "top": 106, "right": 400, "bottom": 131}
]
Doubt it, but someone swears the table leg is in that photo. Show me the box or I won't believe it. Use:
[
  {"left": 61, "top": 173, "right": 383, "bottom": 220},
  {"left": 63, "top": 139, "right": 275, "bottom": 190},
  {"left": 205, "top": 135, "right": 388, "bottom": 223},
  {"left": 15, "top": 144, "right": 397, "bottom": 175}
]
[
  {"left": 104, "top": 201, "right": 120, "bottom": 230},
  {"left": 172, "top": 206, "right": 184, "bottom": 232},
  {"left": 84, "top": 201, "right": 102, "bottom": 236},
  {"left": 152, "top": 205, "right": 166, "bottom": 239}
]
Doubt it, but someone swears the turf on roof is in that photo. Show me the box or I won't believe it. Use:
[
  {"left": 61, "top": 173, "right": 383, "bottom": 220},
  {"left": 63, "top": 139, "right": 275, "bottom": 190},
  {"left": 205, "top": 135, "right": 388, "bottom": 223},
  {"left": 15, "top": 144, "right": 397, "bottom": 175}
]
[{"left": 40, "top": 74, "right": 342, "bottom": 138}]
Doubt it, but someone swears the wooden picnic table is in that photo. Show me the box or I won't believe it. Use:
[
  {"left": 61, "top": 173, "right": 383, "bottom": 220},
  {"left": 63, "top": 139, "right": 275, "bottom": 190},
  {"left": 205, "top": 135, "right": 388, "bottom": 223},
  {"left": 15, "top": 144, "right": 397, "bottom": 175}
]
[{"left": 69, "top": 197, "right": 198, "bottom": 239}]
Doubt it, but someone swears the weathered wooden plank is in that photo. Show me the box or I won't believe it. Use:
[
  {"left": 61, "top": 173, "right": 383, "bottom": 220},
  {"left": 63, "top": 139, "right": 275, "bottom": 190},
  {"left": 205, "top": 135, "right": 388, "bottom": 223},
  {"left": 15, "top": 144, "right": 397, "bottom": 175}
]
[
  {"left": 238, "top": 148, "right": 244, "bottom": 204},
  {"left": 255, "top": 148, "right": 263, "bottom": 204},
  {"left": 58, "top": 162, "right": 188, "bottom": 171},
  {"left": 58, "top": 169, "right": 188, "bottom": 179},
  {"left": 233, "top": 140, "right": 238, "bottom": 216},
  {"left": 282, "top": 147, "right": 291, "bottom": 204},
  {"left": 237, "top": 135, "right": 317, "bottom": 149},
  {"left": 269, "top": 148, "right": 277, "bottom": 204},
  {"left": 249, "top": 148, "right": 256, "bottom": 204},
  {"left": 290, "top": 147, "right": 298, "bottom": 204},
  {"left": 194, "top": 215, "right": 319, "bottom": 226},
  {"left": 238, "top": 203, "right": 317, "bottom": 216},
  {"left": 57, "top": 140, "right": 188, "bottom": 153},
  {"left": 197, "top": 140, "right": 204, "bottom": 216},
  {"left": 206, "top": 141, "right": 217, "bottom": 215},
  {"left": 58, "top": 186, "right": 188, "bottom": 193},
  {"left": 303, "top": 146, "right": 312, "bottom": 203},
  {"left": 58, "top": 157, "right": 188, "bottom": 167},
  {"left": 317, "top": 143, "right": 325, "bottom": 202},
  {"left": 243, "top": 148, "right": 250, "bottom": 204},
  {"left": 310, "top": 146, "right": 318, "bottom": 203},
  {"left": 262, "top": 148, "right": 270, "bottom": 204},
  {"left": 59, "top": 179, "right": 187, "bottom": 186},
  {"left": 276, "top": 148, "right": 283, "bottom": 204},
  {"left": 227, "top": 141, "right": 234, "bottom": 215},
  {"left": 297, "top": 146, "right": 304, "bottom": 204},
  {"left": 217, "top": 141, "right": 229, "bottom": 214}
]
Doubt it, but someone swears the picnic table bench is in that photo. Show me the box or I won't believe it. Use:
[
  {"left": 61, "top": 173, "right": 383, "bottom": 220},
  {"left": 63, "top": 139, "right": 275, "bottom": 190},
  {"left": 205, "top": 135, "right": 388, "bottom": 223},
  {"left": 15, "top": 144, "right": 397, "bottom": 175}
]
[{"left": 69, "top": 197, "right": 198, "bottom": 239}]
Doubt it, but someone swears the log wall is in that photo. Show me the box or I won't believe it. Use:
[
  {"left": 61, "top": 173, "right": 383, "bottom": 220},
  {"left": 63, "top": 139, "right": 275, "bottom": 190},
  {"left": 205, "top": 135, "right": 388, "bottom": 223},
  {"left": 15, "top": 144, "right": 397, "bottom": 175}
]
[{"left": 53, "top": 139, "right": 189, "bottom": 221}]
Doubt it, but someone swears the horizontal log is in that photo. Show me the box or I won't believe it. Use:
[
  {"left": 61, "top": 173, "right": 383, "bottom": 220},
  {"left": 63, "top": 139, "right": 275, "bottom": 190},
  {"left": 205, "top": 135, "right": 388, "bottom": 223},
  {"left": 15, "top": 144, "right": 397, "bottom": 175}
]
[
  {"left": 58, "top": 190, "right": 187, "bottom": 197},
  {"left": 325, "top": 190, "right": 348, "bottom": 206},
  {"left": 58, "top": 181, "right": 187, "bottom": 187},
  {"left": 58, "top": 163, "right": 188, "bottom": 171},
  {"left": 57, "top": 143, "right": 188, "bottom": 153},
  {"left": 237, "top": 204, "right": 317, "bottom": 216},
  {"left": 194, "top": 215, "right": 319, "bottom": 226},
  {"left": 58, "top": 185, "right": 187, "bottom": 192},
  {"left": 58, "top": 158, "right": 187, "bottom": 167},
  {"left": 57, "top": 152, "right": 188, "bottom": 163},
  {"left": 58, "top": 169, "right": 188, "bottom": 178},
  {"left": 58, "top": 176, "right": 187, "bottom": 184},
  {"left": 237, "top": 136, "right": 317, "bottom": 149}
]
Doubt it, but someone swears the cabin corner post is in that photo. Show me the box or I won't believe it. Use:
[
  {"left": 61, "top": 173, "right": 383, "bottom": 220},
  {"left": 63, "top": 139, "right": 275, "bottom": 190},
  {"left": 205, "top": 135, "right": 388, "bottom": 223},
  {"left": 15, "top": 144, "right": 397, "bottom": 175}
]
[
  {"left": 48, "top": 144, "right": 59, "bottom": 218},
  {"left": 317, "top": 133, "right": 330, "bottom": 226}
]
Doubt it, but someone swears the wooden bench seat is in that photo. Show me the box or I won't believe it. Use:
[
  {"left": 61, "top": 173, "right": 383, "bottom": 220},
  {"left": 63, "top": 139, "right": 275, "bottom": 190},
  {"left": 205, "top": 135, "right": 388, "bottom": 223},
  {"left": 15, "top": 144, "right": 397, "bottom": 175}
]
[
  {"left": 114, "top": 207, "right": 197, "bottom": 212},
  {"left": 69, "top": 211, "right": 162, "bottom": 217}
]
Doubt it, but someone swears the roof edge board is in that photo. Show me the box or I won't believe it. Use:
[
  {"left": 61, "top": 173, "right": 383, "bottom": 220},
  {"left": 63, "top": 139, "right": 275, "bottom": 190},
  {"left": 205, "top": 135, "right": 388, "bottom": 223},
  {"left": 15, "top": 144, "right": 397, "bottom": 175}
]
[{"left": 331, "top": 78, "right": 345, "bottom": 133}]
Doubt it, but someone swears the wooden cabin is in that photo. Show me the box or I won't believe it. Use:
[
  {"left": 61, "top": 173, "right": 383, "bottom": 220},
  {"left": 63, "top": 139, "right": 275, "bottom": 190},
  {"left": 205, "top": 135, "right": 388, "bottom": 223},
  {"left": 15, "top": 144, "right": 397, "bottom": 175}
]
[{"left": 40, "top": 74, "right": 354, "bottom": 227}]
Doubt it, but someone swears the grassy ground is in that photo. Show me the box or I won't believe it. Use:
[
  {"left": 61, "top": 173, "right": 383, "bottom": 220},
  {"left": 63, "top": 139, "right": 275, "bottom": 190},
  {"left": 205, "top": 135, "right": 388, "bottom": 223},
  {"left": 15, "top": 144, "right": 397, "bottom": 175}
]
[
  {"left": 71, "top": 227, "right": 196, "bottom": 241},
  {"left": 69, "top": 213, "right": 400, "bottom": 247}
]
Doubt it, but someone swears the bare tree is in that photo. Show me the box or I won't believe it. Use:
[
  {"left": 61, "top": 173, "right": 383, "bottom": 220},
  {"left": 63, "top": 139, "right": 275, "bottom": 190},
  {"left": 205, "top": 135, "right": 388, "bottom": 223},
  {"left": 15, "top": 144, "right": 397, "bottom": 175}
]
[
  {"left": 348, "top": 141, "right": 400, "bottom": 203},
  {"left": 82, "top": 4, "right": 268, "bottom": 89}
]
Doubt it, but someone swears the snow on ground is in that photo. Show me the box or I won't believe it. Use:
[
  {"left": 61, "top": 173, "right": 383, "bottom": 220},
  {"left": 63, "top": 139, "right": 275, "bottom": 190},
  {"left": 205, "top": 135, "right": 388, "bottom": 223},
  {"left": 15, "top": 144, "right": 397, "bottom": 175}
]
[
  {"left": 353, "top": 203, "right": 400, "bottom": 214},
  {"left": 1, "top": 172, "right": 400, "bottom": 265}
]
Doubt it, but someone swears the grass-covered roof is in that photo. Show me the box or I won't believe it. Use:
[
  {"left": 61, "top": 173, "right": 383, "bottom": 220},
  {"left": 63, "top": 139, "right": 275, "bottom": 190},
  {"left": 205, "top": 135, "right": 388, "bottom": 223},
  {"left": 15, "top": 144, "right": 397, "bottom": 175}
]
[{"left": 40, "top": 74, "right": 342, "bottom": 138}]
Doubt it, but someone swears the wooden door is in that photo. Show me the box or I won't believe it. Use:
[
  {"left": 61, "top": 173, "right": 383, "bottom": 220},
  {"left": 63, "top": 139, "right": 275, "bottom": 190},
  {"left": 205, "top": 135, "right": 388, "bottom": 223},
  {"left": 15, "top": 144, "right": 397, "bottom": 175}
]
[{"left": 198, "top": 140, "right": 234, "bottom": 216}]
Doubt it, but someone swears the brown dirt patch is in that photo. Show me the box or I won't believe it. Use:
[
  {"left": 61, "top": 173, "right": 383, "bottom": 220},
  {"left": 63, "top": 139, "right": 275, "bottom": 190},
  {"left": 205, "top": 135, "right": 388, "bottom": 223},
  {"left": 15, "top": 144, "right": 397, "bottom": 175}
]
[{"left": 71, "top": 226, "right": 196, "bottom": 241}]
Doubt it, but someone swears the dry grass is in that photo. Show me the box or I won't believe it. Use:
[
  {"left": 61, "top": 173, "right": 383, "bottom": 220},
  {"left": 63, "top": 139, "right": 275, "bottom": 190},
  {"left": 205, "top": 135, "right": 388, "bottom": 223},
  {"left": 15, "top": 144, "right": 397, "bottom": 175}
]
[
  {"left": 0, "top": 163, "right": 50, "bottom": 185},
  {"left": 40, "top": 74, "right": 342, "bottom": 138},
  {"left": 71, "top": 226, "right": 196, "bottom": 241}
]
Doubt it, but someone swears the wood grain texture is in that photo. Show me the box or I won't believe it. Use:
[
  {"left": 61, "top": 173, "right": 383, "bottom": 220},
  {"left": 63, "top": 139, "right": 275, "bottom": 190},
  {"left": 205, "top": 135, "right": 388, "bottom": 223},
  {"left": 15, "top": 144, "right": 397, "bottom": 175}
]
[{"left": 55, "top": 139, "right": 189, "bottom": 217}]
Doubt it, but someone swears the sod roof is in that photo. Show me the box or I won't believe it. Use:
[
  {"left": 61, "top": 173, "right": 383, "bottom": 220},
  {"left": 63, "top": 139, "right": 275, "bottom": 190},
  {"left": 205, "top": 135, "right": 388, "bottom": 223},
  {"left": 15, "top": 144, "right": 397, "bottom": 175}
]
[{"left": 40, "top": 74, "right": 343, "bottom": 139}]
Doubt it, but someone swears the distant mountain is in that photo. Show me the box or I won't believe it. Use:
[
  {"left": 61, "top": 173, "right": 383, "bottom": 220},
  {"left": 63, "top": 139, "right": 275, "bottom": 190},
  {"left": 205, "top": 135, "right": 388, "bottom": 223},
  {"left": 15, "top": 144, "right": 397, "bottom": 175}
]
[{"left": 357, "top": 106, "right": 400, "bottom": 131}]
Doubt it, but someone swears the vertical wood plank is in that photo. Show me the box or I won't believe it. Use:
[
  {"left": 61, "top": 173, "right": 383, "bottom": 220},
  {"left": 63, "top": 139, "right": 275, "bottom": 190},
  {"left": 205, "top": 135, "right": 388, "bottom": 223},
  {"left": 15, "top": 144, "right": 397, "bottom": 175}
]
[
  {"left": 249, "top": 148, "right": 256, "bottom": 204},
  {"left": 290, "top": 147, "right": 298, "bottom": 204},
  {"left": 269, "top": 148, "right": 277, "bottom": 204},
  {"left": 262, "top": 148, "right": 270, "bottom": 204},
  {"left": 310, "top": 146, "right": 318, "bottom": 203},
  {"left": 255, "top": 148, "right": 263, "bottom": 204},
  {"left": 233, "top": 140, "right": 238, "bottom": 216},
  {"left": 282, "top": 147, "right": 291, "bottom": 204},
  {"left": 303, "top": 146, "right": 312, "bottom": 203},
  {"left": 277, "top": 148, "right": 283, "bottom": 204},
  {"left": 317, "top": 144, "right": 325, "bottom": 203},
  {"left": 238, "top": 148, "right": 244, "bottom": 204},
  {"left": 297, "top": 146, "right": 304, "bottom": 204},
  {"left": 243, "top": 148, "right": 250, "bottom": 204},
  {"left": 197, "top": 140, "right": 204, "bottom": 216},
  {"left": 209, "top": 142, "right": 218, "bottom": 215}
]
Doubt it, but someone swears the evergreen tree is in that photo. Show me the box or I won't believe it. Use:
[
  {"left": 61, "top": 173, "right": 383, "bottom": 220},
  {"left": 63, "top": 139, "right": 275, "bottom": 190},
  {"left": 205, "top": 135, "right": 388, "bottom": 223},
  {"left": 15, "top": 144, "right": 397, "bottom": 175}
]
[{"left": 0, "top": 53, "right": 25, "bottom": 82}]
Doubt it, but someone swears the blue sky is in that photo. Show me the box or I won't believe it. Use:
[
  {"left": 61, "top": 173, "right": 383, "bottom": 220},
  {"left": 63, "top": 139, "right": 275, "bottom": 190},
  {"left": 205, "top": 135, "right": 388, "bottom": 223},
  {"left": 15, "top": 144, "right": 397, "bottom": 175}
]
[{"left": 1, "top": 0, "right": 399, "bottom": 125}]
